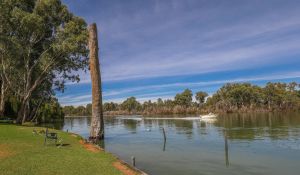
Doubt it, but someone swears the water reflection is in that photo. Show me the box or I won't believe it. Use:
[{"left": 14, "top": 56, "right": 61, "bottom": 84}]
[
  {"left": 214, "top": 112, "right": 300, "bottom": 141},
  {"left": 60, "top": 112, "right": 300, "bottom": 175},
  {"left": 173, "top": 120, "right": 194, "bottom": 139},
  {"left": 163, "top": 139, "right": 166, "bottom": 151},
  {"left": 224, "top": 130, "right": 229, "bottom": 167},
  {"left": 123, "top": 119, "right": 139, "bottom": 133},
  {"left": 98, "top": 139, "right": 105, "bottom": 149}
]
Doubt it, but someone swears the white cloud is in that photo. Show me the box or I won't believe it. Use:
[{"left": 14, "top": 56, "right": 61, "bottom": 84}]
[
  {"left": 104, "top": 71, "right": 300, "bottom": 95},
  {"left": 59, "top": 0, "right": 300, "bottom": 106},
  {"left": 59, "top": 71, "right": 300, "bottom": 106},
  {"left": 66, "top": 8, "right": 300, "bottom": 83}
]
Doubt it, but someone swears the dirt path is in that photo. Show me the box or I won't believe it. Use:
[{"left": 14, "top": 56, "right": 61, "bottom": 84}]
[
  {"left": 113, "top": 161, "right": 138, "bottom": 175},
  {"left": 79, "top": 140, "right": 103, "bottom": 153},
  {"left": 0, "top": 144, "right": 15, "bottom": 159},
  {"left": 78, "top": 140, "right": 141, "bottom": 175}
]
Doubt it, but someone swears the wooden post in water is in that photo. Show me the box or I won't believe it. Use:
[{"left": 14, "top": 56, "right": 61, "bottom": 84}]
[
  {"left": 163, "top": 138, "right": 166, "bottom": 151},
  {"left": 224, "top": 130, "right": 229, "bottom": 167},
  {"left": 89, "top": 23, "right": 104, "bottom": 142},
  {"left": 131, "top": 156, "right": 136, "bottom": 167},
  {"left": 162, "top": 127, "right": 166, "bottom": 142},
  {"left": 162, "top": 127, "right": 167, "bottom": 151}
]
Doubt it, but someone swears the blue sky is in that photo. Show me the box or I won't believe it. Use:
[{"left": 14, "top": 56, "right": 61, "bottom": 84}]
[{"left": 58, "top": 0, "right": 300, "bottom": 106}]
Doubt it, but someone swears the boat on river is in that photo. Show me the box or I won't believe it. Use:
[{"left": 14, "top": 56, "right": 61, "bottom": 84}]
[{"left": 200, "top": 113, "right": 217, "bottom": 119}]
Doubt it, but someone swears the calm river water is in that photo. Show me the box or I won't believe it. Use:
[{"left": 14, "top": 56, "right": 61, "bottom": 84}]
[{"left": 54, "top": 113, "right": 300, "bottom": 175}]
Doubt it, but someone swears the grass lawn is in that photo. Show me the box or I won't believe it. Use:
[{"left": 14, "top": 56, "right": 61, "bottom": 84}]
[{"left": 0, "top": 124, "right": 136, "bottom": 175}]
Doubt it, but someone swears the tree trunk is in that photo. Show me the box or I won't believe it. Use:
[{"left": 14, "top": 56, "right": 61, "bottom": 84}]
[
  {"left": 22, "top": 100, "right": 30, "bottom": 124},
  {"left": 0, "top": 80, "right": 5, "bottom": 117},
  {"left": 16, "top": 99, "right": 26, "bottom": 124},
  {"left": 16, "top": 71, "right": 41, "bottom": 124},
  {"left": 88, "top": 23, "right": 104, "bottom": 142},
  {"left": 29, "top": 100, "right": 43, "bottom": 122}
]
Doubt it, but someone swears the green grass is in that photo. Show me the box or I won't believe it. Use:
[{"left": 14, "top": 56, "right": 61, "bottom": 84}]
[{"left": 0, "top": 124, "right": 123, "bottom": 175}]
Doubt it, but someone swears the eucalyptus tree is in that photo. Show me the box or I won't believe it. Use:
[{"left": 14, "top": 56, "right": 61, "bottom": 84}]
[
  {"left": 0, "top": 0, "right": 25, "bottom": 117},
  {"left": 121, "top": 97, "right": 141, "bottom": 112},
  {"left": 195, "top": 91, "right": 208, "bottom": 105},
  {"left": 264, "top": 82, "right": 285, "bottom": 109},
  {"left": 157, "top": 98, "right": 164, "bottom": 106},
  {"left": 0, "top": 0, "right": 88, "bottom": 123},
  {"left": 174, "top": 89, "right": 193, "bottom": 107},
  {"left": 103, "top": 102, "right": 118, "bottom": 112}
]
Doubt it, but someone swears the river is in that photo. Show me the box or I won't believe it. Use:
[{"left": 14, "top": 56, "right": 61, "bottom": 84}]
[{"left": 50, "top": 112, "right": 300, "bottom": 175}]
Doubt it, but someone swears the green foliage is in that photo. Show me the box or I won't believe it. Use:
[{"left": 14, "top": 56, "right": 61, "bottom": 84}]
[
  {"left": 103, "top": 102, "right": 118, "bottom": 112},
  {"left": 3, "top": 96, "right": 21, "bottom": 118},
  {"left": 195, "top": 91, "right": 208, "bottom": 104},
  {"left": 208, "top": 82, "right": 300, "bottom": 112},
  {"left": 174, "top": 89, "right": 193, "bottom": 107},
  {"left": 63, "top": 105, "right": 90, "bottom": 116},
  {"left": 36, "top": 98, "right": 64, "bottom": 122},
  {"left": 157, "top": 98, "right": 163, "bottom": 106},
  {"left": 0, "top": 0, "right": 88, "bottom": 123},
  {"left": 85, "top": 103, "right": 92, "bottom": 115},
  {"left": 3, "top": 96, "right": 64, "bottom": 122},
  {"left": 62, "top": 105, "right": 75, "bottom": 115},
  {"left": 63, "top": 82, "right": 300, "bottom": 115},
  {"left": 121, "top": 97, "right": 141, "bottom": 112}
]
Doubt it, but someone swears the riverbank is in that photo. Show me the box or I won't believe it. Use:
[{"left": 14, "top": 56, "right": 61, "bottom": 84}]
[
  {"left": 63, "top": 108, "right": 300, "bottom": 118},
  {"left": 0, "top": 124, "right": 142, "bottom": 175}
]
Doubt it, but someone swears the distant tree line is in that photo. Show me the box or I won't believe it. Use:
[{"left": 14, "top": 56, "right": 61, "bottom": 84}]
[
  {"left": 63, "top": 82, "right": 300, "bottom": 116},
  {"left": 207, "top": 82, "right": 300, "bottom": 112}
]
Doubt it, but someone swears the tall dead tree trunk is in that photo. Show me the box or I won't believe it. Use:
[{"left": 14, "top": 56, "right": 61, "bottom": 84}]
[{"left": 88, "top": 23, "right": 104, "bottom": 141}]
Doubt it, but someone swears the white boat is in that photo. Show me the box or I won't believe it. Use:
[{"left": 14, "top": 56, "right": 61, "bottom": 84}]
[{"left": 200, "top": 113, "right": 217, "bottom": 119}]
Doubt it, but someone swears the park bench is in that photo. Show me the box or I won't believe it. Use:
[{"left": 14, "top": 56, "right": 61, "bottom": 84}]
[{"left": 44, "top": 128, "right": 58, "bottom": 145}]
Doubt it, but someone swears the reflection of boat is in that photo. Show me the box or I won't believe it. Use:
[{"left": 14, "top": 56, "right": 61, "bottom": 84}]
[
  {"left": 200, "top": 113, "right": 217, "bottom": 122},
  {"left": 118, "top": 117, "right": 143, "bottom": 121},
  {"left": 119, "top": 114, "right": 217, "bottom": 121},
  {"left": 144, "top": 117, "right": 201, "bottom": 120},
  {"left": 200, "top": 113, "right": 217, "bottom": 119}
]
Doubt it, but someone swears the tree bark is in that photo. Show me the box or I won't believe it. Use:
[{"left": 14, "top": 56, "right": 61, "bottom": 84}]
[
  {"left": 16, "top": 99, "right": 26, "bottom": 123},
  {"left": 0, "top": 79, "right": 5, "bottom": 117},
  {"left": 16, "top": 66, "right": 49, "bottom": 124},
  {"left": 29, "top": 100, "right": 43, "bottom": 122},
  {"left": 88, "top": 23, "right": 104, "bottom": 141}
]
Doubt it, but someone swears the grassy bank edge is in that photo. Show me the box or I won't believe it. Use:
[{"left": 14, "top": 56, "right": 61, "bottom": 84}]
[
  {"left": 69, "top": 131, "right": 148, "bottom": 175},
  {"left": 0, "top": 124, "right": 146, "bottom": 175}
]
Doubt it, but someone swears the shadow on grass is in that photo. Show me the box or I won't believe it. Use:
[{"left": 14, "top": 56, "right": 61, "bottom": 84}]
[{"left": 56, "top": 143, "right": 71, "bottom": 147}]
